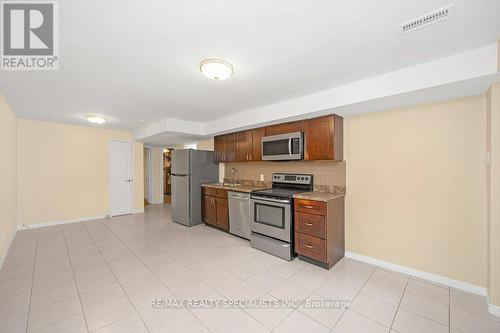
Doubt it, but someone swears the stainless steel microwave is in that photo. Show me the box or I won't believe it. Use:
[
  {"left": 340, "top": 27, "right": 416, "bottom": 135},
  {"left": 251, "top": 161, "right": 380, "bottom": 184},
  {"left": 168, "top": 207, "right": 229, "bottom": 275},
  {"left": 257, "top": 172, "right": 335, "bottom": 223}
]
[{"left": 262, "top": 132, "right": 303, "bottom": 161}]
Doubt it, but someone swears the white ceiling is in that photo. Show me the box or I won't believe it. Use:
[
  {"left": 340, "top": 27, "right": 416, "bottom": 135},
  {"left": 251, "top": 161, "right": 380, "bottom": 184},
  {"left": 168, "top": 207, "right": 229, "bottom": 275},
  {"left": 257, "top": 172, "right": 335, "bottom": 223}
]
[{"left": 1, "top": 0, "right": 499, "bottom": 144}]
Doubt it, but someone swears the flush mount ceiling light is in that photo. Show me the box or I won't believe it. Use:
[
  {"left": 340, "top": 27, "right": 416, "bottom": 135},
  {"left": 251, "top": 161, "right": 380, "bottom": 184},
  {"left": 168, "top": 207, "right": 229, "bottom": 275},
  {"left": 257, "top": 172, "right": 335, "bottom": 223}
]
[
  {"left": 86, "top": 115, "right": 106, "bottom": 124},
  {"left": 200, "top": 58, "right": 233, "bottom": 80}
]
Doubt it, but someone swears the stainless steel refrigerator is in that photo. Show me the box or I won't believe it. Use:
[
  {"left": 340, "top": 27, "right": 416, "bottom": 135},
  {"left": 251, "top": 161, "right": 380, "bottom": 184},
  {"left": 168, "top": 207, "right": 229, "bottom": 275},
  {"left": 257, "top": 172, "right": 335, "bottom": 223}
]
[{"left": 171, "top": 149, "right": 219, "bottom": 226}]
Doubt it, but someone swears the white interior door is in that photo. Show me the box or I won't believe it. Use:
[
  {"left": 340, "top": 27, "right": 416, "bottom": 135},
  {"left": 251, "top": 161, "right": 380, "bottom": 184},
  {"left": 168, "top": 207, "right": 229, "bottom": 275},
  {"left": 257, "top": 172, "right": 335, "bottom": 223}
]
[{"left": 110, "top": 141, "right": 133, "bottom": 216}]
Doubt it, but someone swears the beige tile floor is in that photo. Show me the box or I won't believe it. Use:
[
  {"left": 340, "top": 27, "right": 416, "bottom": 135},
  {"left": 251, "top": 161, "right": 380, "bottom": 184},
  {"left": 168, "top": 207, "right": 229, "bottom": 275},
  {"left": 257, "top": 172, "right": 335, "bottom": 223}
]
[{"left": 1, "top": 204, "right": 499, "bottom": 333}]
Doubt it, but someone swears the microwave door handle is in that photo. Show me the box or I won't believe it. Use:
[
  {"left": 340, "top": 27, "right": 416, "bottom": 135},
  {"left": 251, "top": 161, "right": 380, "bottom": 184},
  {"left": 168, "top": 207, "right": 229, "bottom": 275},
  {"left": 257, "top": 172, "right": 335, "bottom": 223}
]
[{"left": 288, "top": 138, "right": 292, "bottom": 156}]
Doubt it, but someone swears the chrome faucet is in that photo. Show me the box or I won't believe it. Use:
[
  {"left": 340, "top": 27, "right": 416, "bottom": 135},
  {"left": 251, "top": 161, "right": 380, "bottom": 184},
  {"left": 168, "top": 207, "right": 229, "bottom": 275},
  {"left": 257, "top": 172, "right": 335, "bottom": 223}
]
[{"left": 231, "top": 167, "right": 239, "bottom": 185}]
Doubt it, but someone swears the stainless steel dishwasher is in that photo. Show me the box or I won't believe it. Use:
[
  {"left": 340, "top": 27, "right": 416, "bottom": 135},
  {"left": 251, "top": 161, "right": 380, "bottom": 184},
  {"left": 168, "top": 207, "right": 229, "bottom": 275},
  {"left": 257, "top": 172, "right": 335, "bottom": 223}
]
[{"left": 228, "top": 191, "right": 251, "bottom": 239}]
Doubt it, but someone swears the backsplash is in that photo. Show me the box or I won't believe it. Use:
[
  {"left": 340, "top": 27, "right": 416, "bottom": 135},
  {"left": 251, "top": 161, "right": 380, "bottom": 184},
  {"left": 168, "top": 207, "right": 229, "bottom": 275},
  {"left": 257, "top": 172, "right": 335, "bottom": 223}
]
[{"left": 223, "top": 160, "right": 346, "bottom": 186}]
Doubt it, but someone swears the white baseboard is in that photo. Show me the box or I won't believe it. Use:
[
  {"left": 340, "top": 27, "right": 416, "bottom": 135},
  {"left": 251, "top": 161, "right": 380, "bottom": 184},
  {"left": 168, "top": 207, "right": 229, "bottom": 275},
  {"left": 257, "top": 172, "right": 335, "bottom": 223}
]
[
  {"left": 17, "top": 209, "right": 145, "bottom": 230},
  {"left": 17, "top": 214, "right": 107, "bottom": 230},
  {"left": 0, "top": 229, "right": 17, "bottom": 271},
  {"left": 345, "top": 251, "right": 500, "bottom": 317},
  {"left": 488, "top": 301, "right": 500, "bottom": 317},
  {"left": 345, "top": 251, "right": 487, "bottom": 296}
]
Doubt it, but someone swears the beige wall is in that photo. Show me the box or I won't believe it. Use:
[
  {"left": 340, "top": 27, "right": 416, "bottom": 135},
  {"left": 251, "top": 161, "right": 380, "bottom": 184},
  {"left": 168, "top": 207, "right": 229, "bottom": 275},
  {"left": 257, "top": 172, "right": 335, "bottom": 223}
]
[
  {"left": 0, "top": 96, "right": 17, "bottom": 263},
  {"left": 488, "top": 83, "right": 500, "bottom": 305},
  {"left": 17, "top": 120, "right": 144, "bottom": 226},
  {"left": 174, "top": 138, "right": 214, "bottom": 151},
  {"left": 345, "top": 95, "right": 488, "bottom": 287},
  {"left": 196, "top": 138, "right": 214, "bottom": 151},
  {"left": 225, "top": 161, "right": 346, "bottom": 185}
]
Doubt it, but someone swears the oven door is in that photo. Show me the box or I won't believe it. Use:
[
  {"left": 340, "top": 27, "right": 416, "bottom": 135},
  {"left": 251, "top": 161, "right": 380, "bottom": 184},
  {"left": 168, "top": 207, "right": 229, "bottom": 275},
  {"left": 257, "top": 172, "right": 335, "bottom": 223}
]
[
  {"left": 250, "top": 196, "right": 291, "bottom": 242},
  {"left": 262, "top": 132, "right": 303, "bottom": 161}
]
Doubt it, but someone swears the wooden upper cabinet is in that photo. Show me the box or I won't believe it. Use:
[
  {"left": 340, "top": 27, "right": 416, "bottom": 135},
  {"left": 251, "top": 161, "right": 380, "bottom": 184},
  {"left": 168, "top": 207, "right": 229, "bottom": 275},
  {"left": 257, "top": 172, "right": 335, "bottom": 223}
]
[
  {"left": 214, "top": 114, "right": 343, "bottom": 162},
  {"left": 236, "top": 128, "right": 265, "bottom": 161},
  {"left": 224, "top": 133, "right": 237, "bottom": 162},
  {"left": 214, "top": 133, "right": 237, "bottom": 163},
  {"left": 304, "top": 115, "right": 343, "bottom": 161},
  {"left": 265, "top": 120, "right": 304, "bottom": 136},
  {"left": 236, "top": 130, "right": 253, "bottom": 162},
  {"left": 251, "top": 127, "right": 265, "bottom": 161},
  {"left": 214, "top": 135, "right": 225, "bottom": 163}
]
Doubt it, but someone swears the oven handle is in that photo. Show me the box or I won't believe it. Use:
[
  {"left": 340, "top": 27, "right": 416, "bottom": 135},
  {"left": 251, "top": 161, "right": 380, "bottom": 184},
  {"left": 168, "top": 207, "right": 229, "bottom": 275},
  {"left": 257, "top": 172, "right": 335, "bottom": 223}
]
[
  {"left": 288, "top": 137, "right": 292, "bottom": 156},
  {"left": 251, "top": 196, "right": 291, "bottom": 204}
]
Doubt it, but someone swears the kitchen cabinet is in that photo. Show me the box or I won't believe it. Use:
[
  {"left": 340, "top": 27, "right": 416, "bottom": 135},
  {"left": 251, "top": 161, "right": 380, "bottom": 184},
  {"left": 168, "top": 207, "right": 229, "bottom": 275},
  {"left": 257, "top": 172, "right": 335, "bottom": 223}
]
[
  {"left": 294, "top": 197, "right": 344, "bottom": 268},
  {"left": 236, "top": 130, "right": 252, "bottom": 161},
  {"left": 251, "top": 127, "right": 265, "bottom": 161},
  {"left": 265, "top": 120, "right": 304, "bottom": 136},
  {"left": 214, "top": 135, "right": 225, "bottom": 163},
  {"left": 202, "top": 195, "right": 216, "bottom": 225},
  {"left": 304, "top": 115, "right": 343, "bottom": 161},
  {"left": 214, "top": 133, "right": 237, "bottom": 163},
  {"left": 236, "top": 127, "right": 265, "bottom": 162},
  {"left": 213, "top": 114, "right": 343, "bottom": 163},
  {"left": 215, "top": 197, "right": 229, "bottom": 230},
  {"left": 202, "top": 187, "right": 229, "bottom": 231}
]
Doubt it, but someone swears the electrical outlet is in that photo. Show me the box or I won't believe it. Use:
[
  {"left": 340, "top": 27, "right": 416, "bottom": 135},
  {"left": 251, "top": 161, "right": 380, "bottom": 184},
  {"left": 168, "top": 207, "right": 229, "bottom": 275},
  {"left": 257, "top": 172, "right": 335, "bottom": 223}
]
[{"left": 260, "top": 174, "right": 264, "bottom": 181}]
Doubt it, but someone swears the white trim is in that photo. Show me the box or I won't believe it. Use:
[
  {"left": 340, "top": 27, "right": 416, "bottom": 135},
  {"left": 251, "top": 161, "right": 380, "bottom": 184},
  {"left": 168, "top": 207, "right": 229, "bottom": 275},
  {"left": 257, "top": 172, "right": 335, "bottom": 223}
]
[
  {"left": 488, "top": 300, "right": 500, "bottom": 317},
  {"left": 144, "top": 146, "right": 153, "bottom": 203},
  {"left": 16, "top": 209, "right": 146, "bottom": 230},
  {"left": 150, "top": 147, "right": 154, "bottom": 203},
  {"left": 17, "top": 214, "right": 108, "bottom": 230},
  {"left": 345, "top": 251, "right": 487, "bottom": 296},
  {"left": 109, "top": 140, "right": 135, "bottom": 216},
  {"left": 0, "top": 229, "right": 17, "bottom": 271},
  {"left": 159, "top": 147, "right": 165, "bottom": 204}
]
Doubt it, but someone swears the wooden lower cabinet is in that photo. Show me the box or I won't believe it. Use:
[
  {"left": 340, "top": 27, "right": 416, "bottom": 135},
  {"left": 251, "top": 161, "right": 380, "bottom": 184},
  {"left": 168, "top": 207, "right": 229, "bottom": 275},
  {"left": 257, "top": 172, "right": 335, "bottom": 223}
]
[
  {"left": 202, "top": 187, "right": 229, "bottom": 231},
  {"left": 215, "top": 197, "right": 229, "bottom": 230},
  {"left": 202, "top": 195, "right": 216, "bottom": 225},
  {"left": 294, "top": 197, "right": 345, "bottom": 268}
]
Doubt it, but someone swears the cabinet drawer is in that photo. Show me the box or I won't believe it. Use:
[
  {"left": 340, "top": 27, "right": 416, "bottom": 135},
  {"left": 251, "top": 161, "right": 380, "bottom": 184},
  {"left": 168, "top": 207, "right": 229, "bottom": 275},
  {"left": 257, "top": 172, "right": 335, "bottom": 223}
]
[
  {"left": 203, "top": 187, "right": 228, "bottom": 198},
  {"left": 295, "top": 233, "right": 326, "bottom": 262},
  {"left": 295, "top": 212, "right": 326, "bottom": 239},
  {"left": 295, "top": 199, "right": 326, "bottom": 216}
]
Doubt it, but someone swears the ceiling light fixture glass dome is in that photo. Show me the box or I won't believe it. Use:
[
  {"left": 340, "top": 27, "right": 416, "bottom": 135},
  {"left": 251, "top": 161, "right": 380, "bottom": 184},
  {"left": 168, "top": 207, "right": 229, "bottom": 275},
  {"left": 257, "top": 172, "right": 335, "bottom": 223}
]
[
  {"left": 200, "top": 58, "right": 233, "bottom": 80},
  {"left": 86, "top": 115, "right": 106, "bottom": 124}
]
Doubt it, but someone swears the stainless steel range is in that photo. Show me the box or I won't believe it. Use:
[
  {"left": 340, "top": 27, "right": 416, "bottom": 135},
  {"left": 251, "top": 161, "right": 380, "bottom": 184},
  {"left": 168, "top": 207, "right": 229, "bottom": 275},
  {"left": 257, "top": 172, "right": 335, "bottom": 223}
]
[{"left": 250, "top": 173, "right": 313, "bottom": 260}]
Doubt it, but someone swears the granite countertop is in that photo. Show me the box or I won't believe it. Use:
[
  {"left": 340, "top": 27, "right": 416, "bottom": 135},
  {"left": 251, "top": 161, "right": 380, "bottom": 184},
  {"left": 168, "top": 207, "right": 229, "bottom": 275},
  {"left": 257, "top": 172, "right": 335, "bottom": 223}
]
[
  {"left": 293, "top": 191, "right": 345, "bottom": 202},
  {"left": 202, "top": 183, "right": 267, "bottom": 193}
]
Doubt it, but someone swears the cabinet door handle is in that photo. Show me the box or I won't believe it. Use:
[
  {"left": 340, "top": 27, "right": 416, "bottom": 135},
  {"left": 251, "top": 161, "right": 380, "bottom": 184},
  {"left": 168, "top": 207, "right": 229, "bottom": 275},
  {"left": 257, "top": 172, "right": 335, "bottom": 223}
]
[
  {"left": 304, "top": 205, "right": 314, "bottom": 209},
  {"left": 305, "top": 244, "right": 313, "bottom": 248},
  {"left": 305, "top": 222, "right": 313, "bottom": 226}
]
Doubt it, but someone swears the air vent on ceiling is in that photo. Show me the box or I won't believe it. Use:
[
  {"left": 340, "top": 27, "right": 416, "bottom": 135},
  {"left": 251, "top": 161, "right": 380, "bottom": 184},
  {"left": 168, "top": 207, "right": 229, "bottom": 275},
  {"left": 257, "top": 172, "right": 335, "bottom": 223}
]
[{"left": 401, "top": 5, "right": 453, "bottom": 34}]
